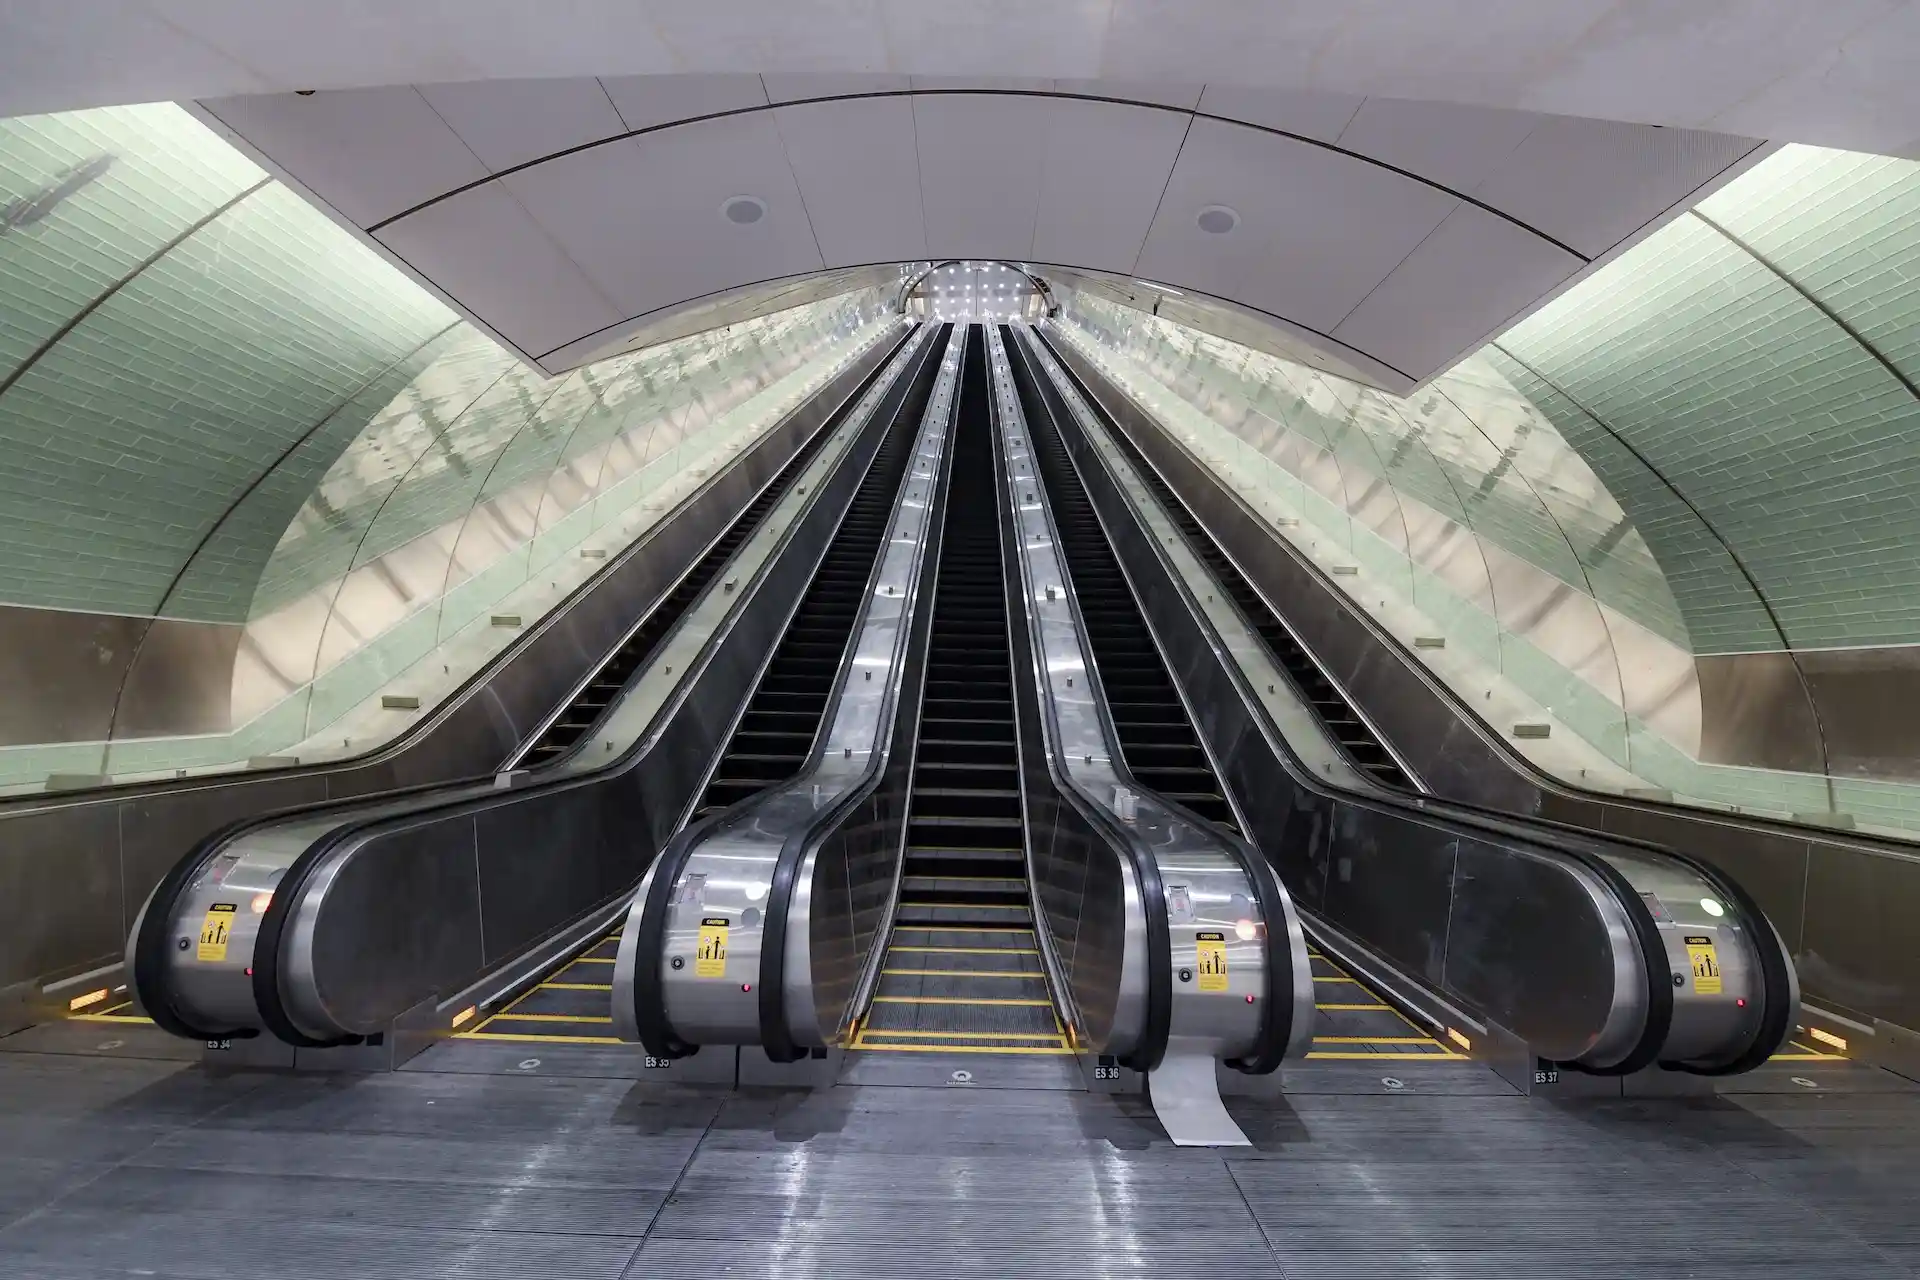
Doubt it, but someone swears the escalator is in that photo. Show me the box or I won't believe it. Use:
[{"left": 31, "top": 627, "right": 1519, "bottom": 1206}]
[
  {"left": 851, "top": 335, "right": 1066, "bottom": 1055},
  {"left": 1017, "top": 343, "right": 1237, "bottom": 831},
  {"left": 1013, "top": 325, "right": 1796, "bottom": 1082},
  {"left": 442, "top": 327, "right": 951, "bottom": 1054},
  {"left": 517, "top": 418, "right": 837, "bottom": 766},
  {"left": 1090, "top": 417, "right": 1413, "bottom": 791},
  {"left": 690, "top": 336, "right": 941, "bottom": 816},
  {"left": 8, "top": 328, "right": 908, "bottom": 1031},
  {"left": 1005, "top": 327, "right": 1430, "bottom": 1071}
]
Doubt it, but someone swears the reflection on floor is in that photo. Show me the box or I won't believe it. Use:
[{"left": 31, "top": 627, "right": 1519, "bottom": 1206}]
[{"left": 1, "top": 1012, "right": 1915, "bottom": 1278}]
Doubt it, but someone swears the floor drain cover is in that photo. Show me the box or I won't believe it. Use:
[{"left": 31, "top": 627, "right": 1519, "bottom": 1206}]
[
  {"left": 518, "top": 1058, "right": 541, "bottom": 1071},
  {"left": 950, "top": 1069, "right": 973, "bottom": 1084},
  {"left": 1381, "top": 1077, "right": 1405, "bottom": 1090}
]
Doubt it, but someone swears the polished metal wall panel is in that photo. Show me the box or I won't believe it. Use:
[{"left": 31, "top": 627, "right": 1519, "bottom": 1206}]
[
  {"left": 1318, "top": 808, "right": 1457, "bottom": 986},
  {"left": 0, "top": 331, "right": 903, "bottom": 1001},
  {"left": 1801, "top": 843, "right": 1920, "bottom": 1030}
]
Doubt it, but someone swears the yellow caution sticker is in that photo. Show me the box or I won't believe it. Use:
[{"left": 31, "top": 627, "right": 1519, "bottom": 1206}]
[
  {"left": 197, "top": 903, "right": 238, "bottom": 963},
  {"left": 696, "top": 917, "right": 730, "bottom": 979},
  {"left": 1685, "top": 935, "right": 1722, "bottom": 996},
  {"left": 1195, "top": 931, "right": 1229, "bottom": 993}
]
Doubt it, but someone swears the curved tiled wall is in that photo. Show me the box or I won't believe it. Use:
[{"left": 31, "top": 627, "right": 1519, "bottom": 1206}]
[
  {"left": 1056, "top": 143, "right": 1920, "bottom": 839},
  {"left": 0, "top": 103, "right": 896, "bottom": 791}
]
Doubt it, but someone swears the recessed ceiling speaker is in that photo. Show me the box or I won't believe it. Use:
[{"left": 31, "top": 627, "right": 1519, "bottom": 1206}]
[
  {"left": 721, "top": 195, "right": 767, "bottom": 225},
  {"left": 1196, "top": 205, "right": 1239, "bottom": 234}
]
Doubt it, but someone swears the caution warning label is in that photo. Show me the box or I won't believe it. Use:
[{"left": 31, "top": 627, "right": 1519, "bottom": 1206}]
[
  {"left": 696, "top": 917, "right": 730, "bottom": 979},
  {"left": 1684, "top": 935, "right": 1722, "bottom": 996},
  {"left": 197, "top": 903, "right": 237, "bottom": 963},
  {"left": 1195, "top": 931, "right": 1229, "bottom": 993}
]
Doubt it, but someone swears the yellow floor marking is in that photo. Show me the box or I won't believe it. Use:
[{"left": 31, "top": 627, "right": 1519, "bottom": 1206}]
[
  {"left": 893, "top": 924, "right": 1034, "bottom": 934},
  {"left": 540, "top": 982, "right": 612, "bottom": 991},
  {"left": 881, "top": 968, "right": 1043, "bottom": 979},
  {"left": 1308, "top": 1050, "right": 1470, "bottom": 1061},
  {"left": 567, "top": 956, "right": 616, "bottom": 964},
  {"left": 1313, "top": 975, "right": 1360, "bottom": 983},
  {"left": 857, "top": 1028, "right": 1065, "bottom": 1040},
  {"left": 871, "top": 995, "right": 1053, "bottom": 1007},
  {"left": 490, "top": 1013, "right": 614, "bottom": 1024},
  {"left": 1769, "top": 1052, "right": 1845, "bottom": 1062},
  {"left": 898, "top": 901, "right": 1027, "bottom": 909},
  {"left": 67, "top": 1013, "right": 153, "bottom": 1024},
  {"left": 460, "top": 1031, "right": 622, "bottom": 1045},
  {"left": 887, "top": 946, "right": 1038, "bottom": 955},
  {"left": 1314, "top": 1035, "right": 1444, "bottom": 1045},
  {"left": 1316, "top": 1002, "right": 1392, "bottom": 1012},
  {"left": 852, "top": 1039, "right": 1073, "bottom": 1055}
]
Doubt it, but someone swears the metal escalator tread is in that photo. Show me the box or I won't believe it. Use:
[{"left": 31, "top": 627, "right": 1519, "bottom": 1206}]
[
  {"left": 1011, "top": 342, "right": 1240, "bottom": 833},
  {"left": 690, "top": 339, "right": 940, "bottom": 817},
  {"left": 454, "top": 931, "right": 623, "bottom": 1044},
  {"left": 857, "top": 330, "right": 1068, "bottom": 1056},
  {"left": 517, "top": 408, "right": 844, "bottom": 767},
  {"left": 1081, "top": 368, "right": 1418, "bottom": 791}
]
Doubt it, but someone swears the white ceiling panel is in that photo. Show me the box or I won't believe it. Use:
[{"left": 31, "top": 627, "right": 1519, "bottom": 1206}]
[
  {"left": 375, "top": 180, "right": 622, "bottom": 361},
  {"left": 913, "top": 95, "right": 1051, "bottom": 261},
  {"left": 883, "top": 0, "right": 1108, "bottom": 79},
  {"left": 1332, "top": 203, "right": 1583, "bottom": 378},
  {"left": 153, "top": 0, "right": 680, "bottom": 84},
  {"left": 1471, "top": 116, "right": 1758, "bottom": 256},
  {"left": 762, "top": 73, "right": 911, "bottom": 103},
  {"left": 1100, "top": 0, "right": 1348, "bottom": 85},
  {"left": 201, "top": 86, "right": 489, "bottom": 225},
  {"left": 1, "top": 0, "right": 266, "bottom": 115},
  {"left": 1030, "top": 99, "right": 1188, "bottom": 274},
  {"left": 1136, "top": 118, "right": 1459, "bottom": 336},
  {"left": 1516, "top": 0, "right": 1893, "bottom": 127},
  {"left": 1195, "top": 85, "right": 1365, "bottom": 144},
  {"left": 418, "top": 77, "right": 627, "bottom": 173},
  {"left": 598, "top": 73, "right": 769, "bottom": 133},
  {"left": 775, "top": 97, "right": 928, "bottom": 266},
  {"left": 1302, "top": 0, "right": 1618, "bottom": 107},
  {"left": 643, "top": 0, "right": 891, "bottom": 73},
  {"left": 502, "top": 112, "right": 823, "bottom": 322},
  {"left": 1333, "top": 97, "right": 1539, "bottom": 193}
]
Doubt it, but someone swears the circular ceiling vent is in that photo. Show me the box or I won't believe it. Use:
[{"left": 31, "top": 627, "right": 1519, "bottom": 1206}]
[
  {"left": 721, "top": 195, "right": 767, "bottom": 225},
  {"left": 1196, "top": 205, "right": 1240, "bottom": 234}
]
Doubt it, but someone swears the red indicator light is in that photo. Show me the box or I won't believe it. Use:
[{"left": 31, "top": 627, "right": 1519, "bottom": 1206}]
[
  {"left": 741, "top": 984, "right": 753, "bottom": 993},
  {"left": 1736, "top": 998, "right": 1746, "bottom": 1007},
  {"left": 244, "top": 967, "right": 253, "bottom": 976},
  {"left": 1245, "top": 995, "right": 1256, "bottom": 1004}
]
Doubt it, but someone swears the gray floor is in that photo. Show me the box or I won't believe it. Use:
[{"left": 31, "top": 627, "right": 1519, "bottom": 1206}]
[{"left": 1, "top": 1036, "right": 1917, "bottom": 1278}]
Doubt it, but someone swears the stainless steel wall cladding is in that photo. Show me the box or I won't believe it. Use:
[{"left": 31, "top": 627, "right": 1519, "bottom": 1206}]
[
  {"left": 147, "top": 328, "right": 940, "bottom": 1044},
  {"left": 0, "top": 330, "right": 908, "bottom": 1015},
  {"left": 1032, "top": 330, "right": 1794, "bottom": 1074},
  {"left": 1047, "top": 334, "right": 1910, "bottom": 1056}
]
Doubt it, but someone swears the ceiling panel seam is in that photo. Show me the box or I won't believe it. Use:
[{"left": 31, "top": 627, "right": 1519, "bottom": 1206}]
[
  {"left": 356, "top": 88, "right": 1594, "bottom": 258},
  {"left": 763, "top": 84, "right": 831, "bottom": 274},
  {"left": 1126, "top": 111, "right": 1194, "bottom": 276},
  {"left": 1325, "top": 195, "right": 1465, "bottom": 332},
  {"left": 534, "top": 255, "right": 1412, "bottom": 382}
]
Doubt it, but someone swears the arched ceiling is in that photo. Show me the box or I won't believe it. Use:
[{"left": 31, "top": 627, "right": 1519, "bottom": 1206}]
[
  {"left": 194, "top": 78, "right": 1759, "bottom": 392},
  {"left": 7, "top": 1, "right": 1920, "bottom": 156}
]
